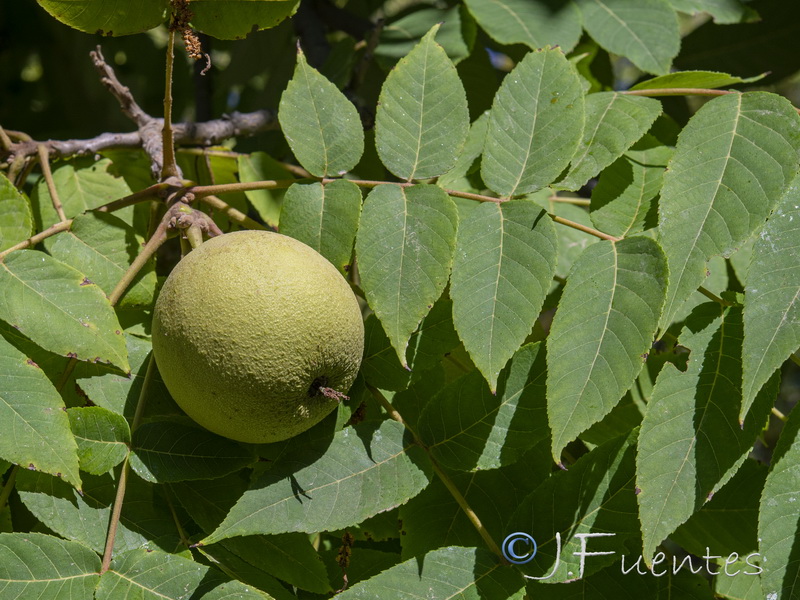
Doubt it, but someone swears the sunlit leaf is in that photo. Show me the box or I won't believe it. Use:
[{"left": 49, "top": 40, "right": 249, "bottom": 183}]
[
  {"left": 630, "top": 69, "right": 762, "bottom": 90},
  {"left": 375, "top": 25, "right": 469, "bottom": 180},
  {"left": 0, "top": 250, "right": 129, "bottom": 372},
  {"left": 450, "top": 200, "right": 557, "bottom": 389},
  {"left": 356, "top": 184, "right": 457, "bottom": 366},
  {"left": 0, "top": 174, "right": 33, "bottom": 252},
  {"left": 190, "top": 0, "right": 299, "bottom": 40},
  {"left": 667, "top": 0, "right": 757, "bottom": 24},
  {"left": 35, "top": 0, "right": 167, "bottom": 35},
  {"left": 658, "top": 92, "right": 800, "bottom": 331},
  {"left": 482, "top": 48, "right": 584, "bottom": 198},
  {"left": 67, "top": 406, "right": 130, "bottom": 475},
  {"left": 279, "top": 49, "right": 364, "bottom": 177},
  {"left": 547, "top": 237, "right": 668, "bottom": 461}
]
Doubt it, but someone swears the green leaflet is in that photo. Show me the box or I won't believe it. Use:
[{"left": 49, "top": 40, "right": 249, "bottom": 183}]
[
  {"left": 558, "top": 92, "right": 662, "bottom": 192},
  {"left": 96, "top": 548, "right": 272, "bottom": 599},
  {"left": 637, "top": 304, "right": 779, "bottom": 563},
  {"left": 667, "top": 0, "right": 756, "bottom": 24},
  {"left": 33, "top": 158, "right": 134, "bottom": 229},
  {"left": 0, "top": 250, "right": 129, "bottom": 372},
  {"left": 576, "top": 0, "right": 680, "bottom": 75},
  {"left": 630, "top": 69, "right": 762, "bottom": 90},
  {"left": 547, "top": 237, "right": 668, "bottom": 461},
  {"left": 356, "top": 184, "right": 458, "bottom": 366},
  {"left": 335, "top": 546, "right": 524, "bottom": 600},
  {"left": 237, "top": 152, "right": 292, "bottom": 229},
  {"left": 658, "top": 92, "right": 800, "bottom": 331},
  {"left": 742, "top": 178, "right": 800, "bottom": 420},
  {"left": 130, "top": 420, "right": 255, "bottom": 483},
  {"left": 375, "top": 25, "right": 469, "bottom": 180},
  {"left": 173, "top": 472, "right": 332, "bottom": 593},
  {"left": 280, "top": 180, "right": 361, "bottom": 274},
  {"left": 201, "top": 419, "right": 432, "bottom": 543},
  {"left": 463, "top": 0, "right": 582, "bottom": 52},
  {"left": 46, "top": 210, "right": 156, "bottom": 309},
  {"left": 16, "top": 470, "right": 179, "bottom": 555},
  {"left": 419, "top": 342, "right": 548, "bottom": 471},
  {"left": 35, "top": 0, "right": 166, "bottom": 35},
  {"left": 0, "top": 334, "right": 81, "bottom": 489},
  {"left": 0, "top": 533, "right": 100, "bottom": 598},
  {"left": 279, "top": 50, "right": 364, "bottom": 178},
  {"left": 481, "top": 48, "right": 585, "bottom": 198},
  {"left": 190, "top": 0, "right": 299, "bottom": 40},
  {"left": 507, "top": 431, "right": 640, "bottom": 582},
  {"left": 67, "top": 406, "right": 130, "bottom": 475},
  {"left": 758, "top": 407, "right": 800, "bottom": 600},
  {"left": 0, "top": 174, "right": 33, "bottom": 252},
  {"left": 590, "top": 135, "right": 673, "bottom": 237},
  {"left": 450, "top": 200, "right": 557, "bottom": 389}
]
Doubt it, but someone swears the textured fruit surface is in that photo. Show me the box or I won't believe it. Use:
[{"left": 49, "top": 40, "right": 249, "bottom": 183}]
[{"left": 152, "top": 230, "right": 364, "bottom": 443}]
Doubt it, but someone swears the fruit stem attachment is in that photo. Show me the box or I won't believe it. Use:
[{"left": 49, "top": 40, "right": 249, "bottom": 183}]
[
  {"left": 37, "top": 144, "right": 67, "bottom": 222},
  {"left": 366, "top": 384, "right": 506, "bottom": 562}
]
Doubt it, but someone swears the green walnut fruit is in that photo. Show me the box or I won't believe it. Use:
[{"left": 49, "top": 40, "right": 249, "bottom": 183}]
[{"left": 152, "top": 230, "right": 364, "bottom": 443}]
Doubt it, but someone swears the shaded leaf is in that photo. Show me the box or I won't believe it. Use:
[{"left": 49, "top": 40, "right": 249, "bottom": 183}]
[
  {"left": 0, "top": 334, "right": 81, "bottom": 489},
  {"left": 16, "top": 469, "right": 180, "bottom": 555},
  {"left": 547, "top": 237, "right": 668, "bottom": 460},
  {"left": 463, "top": 0, "right": 582, "bottom": 52},
  {"left": 130, "top": 420, "right": 254, "bottom": 483},
  {"left": 375, "top": 25, "right": 469, "bottom": 181},
  {"left": 0, "top": 533, "right": 100, "bottom": 598},
  {"left": 482, "top": 48, "right": 585, "bottom": 198},
  {"left": 508, "top": 431, "right": 640, "bottom": 581},
  {"left": 0, "top": 174, "right": 33, "bottom": 252},
  {"left": 190, "top": 0, "right": 299, "bottom": 40},
  {"left": 197, "top": 545, "right": 299, "bottom": 600},
  {"left": 335, "top": 546, "right": 524, "bottom": 600},
  {"left": 630, "top": 69, "right": 762, "bottom": 90},
  {"left": 236, "top": 152, "right": 291, "bottom": 229},
  {"left": 668, "top": 0, "right": 756, "bottom": 23},
  {"left": 67, "top": 406, "right": 130, "bottom": 475},
  {"left": 46, "top": 210, "right": 156, "bottom": 308},
  {"left": 175, "top": 472, "right": 331, "bottom": 594},
  {"left": 202, "top": 419, "right": 432, "bottom": 543},
  {"left": 742, "top": 178, "right": 800, "bottom": 420},
  {"left": 658, "top": 92, "right": 800, "bottom": 331},
  {"left": 450, "top": 200, "right": 557, "bottom": 389},
  {"left": 559, "top": 93, "right": 661, "bottom": 191},
  {"left": 280, "top": 180, "right": 361, "bottom": 274},
  {"left": 637, "top": 304, "right": 779, "bottom": 562},
  {"left": 96, "top": 547, "right": 273, "bottom": 599},
  {"left": 356, "top": 184, "right": 457, "bottom": 366},
  {"left": 590, "top": 136, "right": 672, "bottom": 237},
  {"left": 419, "top": 342, "right": 549, "bottom": 471},
  {"left": 576, "top": 0, "right": 680, "bottom": 75},
  {"left": 35, "top": 0, "right": 166, "bottom": 35},
  {"left": 0, "top": 250, "right": 129, "bottom": 372},
  {"left": 279, "top": 49, "right": 364, "bottom": 177},
  {"left": 759, "top": 407, "right": 800, "bottom": 600}
]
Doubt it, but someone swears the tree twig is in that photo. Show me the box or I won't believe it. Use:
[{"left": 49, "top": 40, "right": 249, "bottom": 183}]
[
  {"left": 198, "top": 195, "right": 268, "bottom": 230},
  {"left": 37, "top": 144, "right": 67, "bottom": 222},
  {"left": 0, "top": 220, "right": 73, "bottom": 261},
  {"left": 161, "top": 27, "right": 180, "bottom": 180}
]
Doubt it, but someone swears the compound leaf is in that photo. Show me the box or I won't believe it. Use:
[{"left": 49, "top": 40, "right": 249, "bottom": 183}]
[
  {"left": 0, "top": 334, "right": 81, "bottom": 489},
  {"left": 576, "top": 0, "right": 680, "bottom": 75},
  {"left": 658, "top": 92, "right": 800, "bottom": 331},
  {"left": 482, "top": 48, "right": 584, "bottom": 198},
  {"left": 0, "top": 533, "right": 100, "bottom": 598},
  {"left": 450, "top": 200, "right": 557, "bottom": 389},
  {"left": 742, "top": 178, "right": 800, "bottom": 420},
  {"left": 375, "top": 25, "right": 469, "bottom": 180},
  {"left": 558, "top": 92, "right": 662, "bottom": 191},
  {"left": 279, "top": 49, "right": 364, "bottom": 178},
  {"left": 0, "top": 250, "right": 129, "bottom": 372},
  {"left": 547, "top": 236, "right": 668, "bottom": 461},
  {"left": 356, "top": 184, "right": 457, "bottom": 366}
]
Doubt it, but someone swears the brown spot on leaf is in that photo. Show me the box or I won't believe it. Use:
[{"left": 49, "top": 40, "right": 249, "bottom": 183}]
[
  {"left": 67, "top": 352, "right": 78, "bottom": 359},
  {"left": 80, "top": 277, "right": 92, "bottom": 286},
  {"left": 28, "top": 463, "right": 35, "bottom": 470},
  {"left": 26, "top": 359, "right": 40, "bottom": 368},
  {"left": 635, "top": 486, "right": 642, "bottom": 495},
  {"left": 115, "top": 330, "right": 121, "bottom": 335}
]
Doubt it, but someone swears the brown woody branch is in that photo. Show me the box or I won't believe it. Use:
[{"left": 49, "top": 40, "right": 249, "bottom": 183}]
[{"left": 2, "top": 47, "right": 278, "bottom": 179}]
